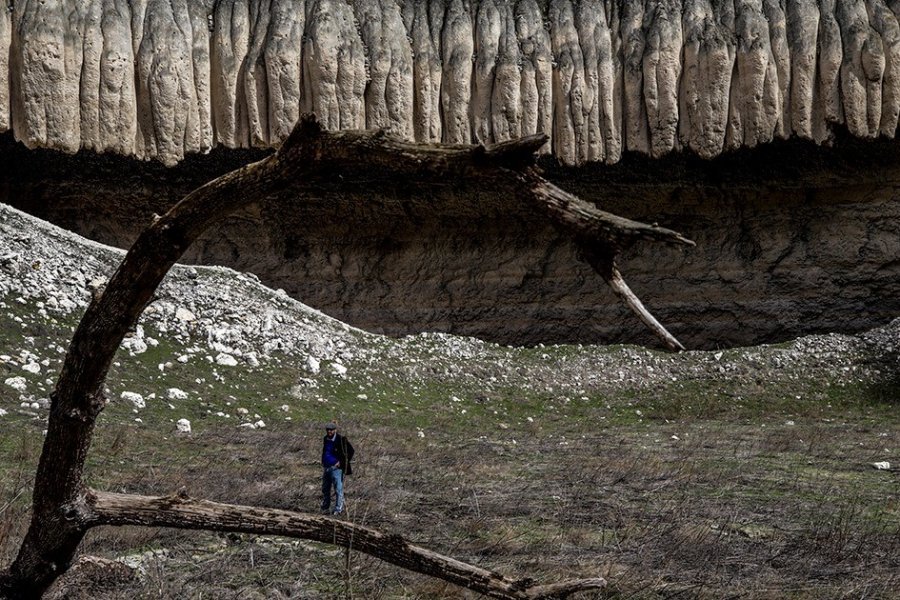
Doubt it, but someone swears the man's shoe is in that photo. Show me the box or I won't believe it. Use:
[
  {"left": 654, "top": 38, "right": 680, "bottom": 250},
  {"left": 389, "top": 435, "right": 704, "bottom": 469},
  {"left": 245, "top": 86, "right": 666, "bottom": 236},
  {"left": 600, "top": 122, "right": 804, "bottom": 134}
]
[{"left": 332, "top": 509, "right": 343, "bottom": 516}]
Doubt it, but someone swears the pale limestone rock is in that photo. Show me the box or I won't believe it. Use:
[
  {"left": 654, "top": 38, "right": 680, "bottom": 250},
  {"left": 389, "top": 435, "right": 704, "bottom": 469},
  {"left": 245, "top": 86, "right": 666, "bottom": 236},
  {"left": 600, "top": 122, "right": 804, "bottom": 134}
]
[
  {"left": 819, "top": 0, "right": 844, "bottom": 125},
  {"left": 643, "top": 0, "right": 683, "bottom": 158},
  {"left": 680, "top": 0, "right": 733, "bottom": 158},
  {"left": 354, "top": 0, "right": 414, "bottom": 138},
  {"left": 727, "top": 0, "right": 780, "bottom": 151},
  {"left": 514, "top": 0, "right": 553, "bottom": 150},
  {"left": 577, "top": 0, "right": 618, "bottom": 163},
  {"left": 402, "top": 0, "right": 443, "bottom": 142},
  {"left": 78, "top": 1, "right": 103, "bottom": 152},
  {"left": 244, "top": 1, "right": 274, "bottom": 147},
  {"left": 621, "top": 0, "right": 650, "bottom": 154},
  {"left": 763, "top": 0, "right": 790, "bottom": 139},
  {"left": 869, "top": 0, "right": 900, "bottom": 137},
  {"left": 188, "top": 1, "right": 214, "bottom": 153},
  {"left": 167, "top": 388, "right": 188, "bottom": 401},
  {"left": 490, "top": 1, "right": 522, "bottom": 143},
  {"left": 303, "top": 0, "right": 366, "bottom": 131},
  {"left": 134, "top": 0, "right": 200, "bottom": 165},
  {"left": 0, "top": 6, "right": 8, "bottom": 132},
  {"left": 575, "top": 1, "right": 602, "bottom": 163},
  {"left": 4, "top": 0, "right": 900, "bottom": 166},
  {"left": 121, "top": 391, "right": 145, "bottom": 409},
  {"left": 98, "top": 0, "right": 137, "bottom": 155},
  {"left": 264, "top": 0, "right": 305, "bottom": 143},
  {"left": 550, "top": 0, "right": 585, "bottom": 165},
  {"left": 212, "top": 0, "right": 251, "bottom": 148},
  {"left": 473, "top": 0, "right": 501, "bottom": 144},
  {"left": 441, "top": 0, "right": 473, "bottom": 143},
  {"left": 605, "top": 0, "right": 625, "bottom": 162},
  {"left": 786, "top": 0, "right": 818, "bottom": 140},
  {"left": 836, "top": 0, "right": 883, "bottom": 138},
  {"left": 12, "top": 0, "right": 82, "bottom": 152}
]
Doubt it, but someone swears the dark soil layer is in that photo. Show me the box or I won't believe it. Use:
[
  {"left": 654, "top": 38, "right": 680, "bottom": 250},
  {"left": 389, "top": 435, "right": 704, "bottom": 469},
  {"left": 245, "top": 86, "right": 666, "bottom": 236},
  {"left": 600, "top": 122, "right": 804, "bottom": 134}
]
[{"left": 3, "top": 130, "right": 900, "bottom": 349}]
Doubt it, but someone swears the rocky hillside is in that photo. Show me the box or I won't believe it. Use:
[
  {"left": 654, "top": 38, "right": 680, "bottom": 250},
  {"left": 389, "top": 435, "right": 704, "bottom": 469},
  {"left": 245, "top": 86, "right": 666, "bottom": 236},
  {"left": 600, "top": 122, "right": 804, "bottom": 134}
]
[{"left": 1, "top": 199, "right": 899, "bottom": 432}]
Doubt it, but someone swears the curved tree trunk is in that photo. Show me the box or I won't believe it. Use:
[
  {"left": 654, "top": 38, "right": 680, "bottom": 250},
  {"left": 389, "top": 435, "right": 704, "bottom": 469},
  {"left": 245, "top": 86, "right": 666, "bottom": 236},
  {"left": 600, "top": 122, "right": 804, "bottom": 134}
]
[{"left": 0, "top": 115, "right": 692, "bottom": 599}]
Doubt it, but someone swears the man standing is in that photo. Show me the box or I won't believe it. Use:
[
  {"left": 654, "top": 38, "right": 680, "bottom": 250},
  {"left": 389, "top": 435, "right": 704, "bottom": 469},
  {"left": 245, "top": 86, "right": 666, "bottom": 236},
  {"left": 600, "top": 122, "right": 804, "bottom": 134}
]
[{"left": 321, "top": 422, "right": 354, "bottom": 515}]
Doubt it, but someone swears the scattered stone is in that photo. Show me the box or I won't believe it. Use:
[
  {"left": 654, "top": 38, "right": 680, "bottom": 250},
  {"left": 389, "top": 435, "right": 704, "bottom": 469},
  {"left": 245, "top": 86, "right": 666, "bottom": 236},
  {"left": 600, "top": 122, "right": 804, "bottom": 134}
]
[
  {"left": 166, "top": 388, "right": 188, "bottom": 401},
  {"left": 175, "top": 308, "right": 196, "bottom": 322},
  {"left": 330, "top": 362, "right": 348, "bottom": 376},
  {"left": 306, "top": 356, "right": 321, "bottom": 374},
  {"left": 22, "top": 362, "right": 41, "bottom": 374},
  {"left": 176, "top": 419, "right": 192, "bottom": 433},
  {"left": 215, "top": 353, "right": 238, "bottom": 367},
  {"left": 120, "top": 392, "right": 145, "bottom": 409},
  {"left": 872, "top": 461, "right": 891, "bottom": 471},
  {"left": 5, "top": 377, "right": 27, "bottom": 392}
]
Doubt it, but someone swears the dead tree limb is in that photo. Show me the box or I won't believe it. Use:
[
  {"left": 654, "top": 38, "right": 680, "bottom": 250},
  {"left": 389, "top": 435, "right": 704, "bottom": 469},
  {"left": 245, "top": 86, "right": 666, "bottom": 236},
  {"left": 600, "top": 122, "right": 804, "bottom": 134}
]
[
  {"left": 0, "top": 115, "right": 691, "bottom": 598},
  {"left": 63, "top": 490, "right": 602, "bottom": 600}
]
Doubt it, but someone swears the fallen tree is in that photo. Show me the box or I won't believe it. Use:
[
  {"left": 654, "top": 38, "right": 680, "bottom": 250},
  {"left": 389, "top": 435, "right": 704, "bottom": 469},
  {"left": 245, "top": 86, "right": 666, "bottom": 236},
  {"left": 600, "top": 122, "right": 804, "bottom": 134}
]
[{"left": 0, "top": 115, "right": 692, "bottom": 599}]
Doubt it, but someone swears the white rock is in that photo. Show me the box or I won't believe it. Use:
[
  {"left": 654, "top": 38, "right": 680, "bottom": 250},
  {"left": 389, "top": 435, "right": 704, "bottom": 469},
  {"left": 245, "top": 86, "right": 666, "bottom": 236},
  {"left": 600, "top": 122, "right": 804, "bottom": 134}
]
[
  {"left": 122, "top": 337, "right": 148, "bottom": 355},
  {"left": 236, "top": 407, "right": 249, "bottom": 415},
  {"left": 175, "top": 307, "right": 196, "bottom": 322},
  {"left": 239, "top": 422, "right": 257, "bottom": 429},
  {"left": 280, "top": 404, "right": 290, "bottom": 412},
  {"left": 254, "top": 420, "right": 266, "bottom": 429},
  {"left": 176, "top": 418, "right": 192, "bottom": 433},
  {"left": 872, "top": 461, "right": 891, "bottom": 471},
  {"left": 306, "top": 356, "right": 321, "bottom": 374},
  {"left": 120, "top": 392, "right": 145, "bottom": 409},
  {"left": 22, "top": 362, "right": 40, "bottom": 374},
  {"left": 215, "top": 353, "right": 238, "bottom": 367},
  {"left": 0, "top": 408, "right": 7, "bottom": 416},
  {"left": 5, "top": 377, "right": 27, "bottom": 392},
  {"left": 330, "top": 362, "right": 348, "bottom": 376},
  {"left": 177, "top": 355, "right": 190, "bottom": 363},
  {"left": 245, "top": 353, "right": 260, "bottom": 367},
  {"left": 167, "top": 388, "right": 188, "bottom": 401}
]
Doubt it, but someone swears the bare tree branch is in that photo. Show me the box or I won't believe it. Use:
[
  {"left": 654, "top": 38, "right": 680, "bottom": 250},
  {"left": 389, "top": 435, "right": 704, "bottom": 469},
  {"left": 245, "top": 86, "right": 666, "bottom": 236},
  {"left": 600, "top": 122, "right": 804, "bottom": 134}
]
[
  {"left": 1, "top": 115, "right": 692, "bottom": 598},
  {"left": 71, "top": 490, "right": 605, "bottom": 600}
]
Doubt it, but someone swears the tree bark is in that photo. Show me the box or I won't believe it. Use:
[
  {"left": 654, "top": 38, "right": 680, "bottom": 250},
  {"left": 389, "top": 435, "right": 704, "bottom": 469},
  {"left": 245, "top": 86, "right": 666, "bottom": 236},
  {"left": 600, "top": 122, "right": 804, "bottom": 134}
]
[{"left": 0, "top": 115, "right": 692, "bottom": 598}]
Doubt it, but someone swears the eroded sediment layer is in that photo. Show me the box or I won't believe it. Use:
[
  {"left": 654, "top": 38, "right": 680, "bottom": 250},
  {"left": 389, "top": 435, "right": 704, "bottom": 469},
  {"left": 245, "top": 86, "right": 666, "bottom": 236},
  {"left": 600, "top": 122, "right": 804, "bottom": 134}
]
[
  {"left": 5, "top": 131, "right": 900, "bottom": 349},
  {"left": 5, "top": 0, "right": 900, "bottom": 166}
]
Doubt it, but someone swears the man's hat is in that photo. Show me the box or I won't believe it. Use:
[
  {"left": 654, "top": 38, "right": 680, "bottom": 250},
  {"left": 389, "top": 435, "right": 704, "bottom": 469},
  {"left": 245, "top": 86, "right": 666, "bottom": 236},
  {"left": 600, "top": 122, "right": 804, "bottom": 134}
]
[{"left": 325, "top": 422, "right": 337, "bottom": 430}]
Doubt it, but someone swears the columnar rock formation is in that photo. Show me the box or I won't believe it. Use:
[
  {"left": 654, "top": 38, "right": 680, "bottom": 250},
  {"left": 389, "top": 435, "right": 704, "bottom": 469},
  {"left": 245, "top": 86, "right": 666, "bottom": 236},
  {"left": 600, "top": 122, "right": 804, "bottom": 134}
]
[{"left": 4, "top": 0, "right": 900, "bottom": 166}]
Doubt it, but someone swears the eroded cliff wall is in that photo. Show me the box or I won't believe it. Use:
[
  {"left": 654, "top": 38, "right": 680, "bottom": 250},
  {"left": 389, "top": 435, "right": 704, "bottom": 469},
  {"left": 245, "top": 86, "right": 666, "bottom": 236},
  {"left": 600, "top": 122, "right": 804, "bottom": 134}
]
[
  {"left": 3, "top": 0, "right": 900, "bottom": 166},
  {"left": 5, "top": 130, "right": 900, "bottom": 349}
]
